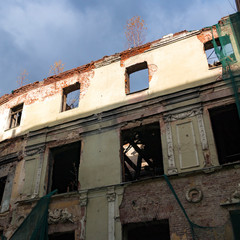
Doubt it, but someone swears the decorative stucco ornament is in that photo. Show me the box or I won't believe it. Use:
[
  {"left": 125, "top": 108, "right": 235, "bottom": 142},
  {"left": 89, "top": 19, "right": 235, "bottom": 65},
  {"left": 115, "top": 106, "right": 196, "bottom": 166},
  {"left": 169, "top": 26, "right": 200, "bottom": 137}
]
[
  {"left": 48, "top": 208, "right": 74, "bottom": 224},
  {"left": 185, "top": 187, "right": 203, "bottom": 203}
]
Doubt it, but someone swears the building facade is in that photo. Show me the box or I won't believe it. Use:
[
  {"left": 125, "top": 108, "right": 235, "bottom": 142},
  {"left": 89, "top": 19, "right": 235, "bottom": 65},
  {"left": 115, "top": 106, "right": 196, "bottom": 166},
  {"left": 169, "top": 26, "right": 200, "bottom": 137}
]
[{"left": 0, "top": 13, "right": 240, "bottom": 240}]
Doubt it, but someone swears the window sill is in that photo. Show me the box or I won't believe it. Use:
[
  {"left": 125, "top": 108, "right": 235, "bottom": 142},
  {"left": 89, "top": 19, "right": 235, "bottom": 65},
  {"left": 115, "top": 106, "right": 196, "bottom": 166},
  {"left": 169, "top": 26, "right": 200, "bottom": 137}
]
[
  {"left": 4, "top": 126, "right": 20, "bottom": 132},
  {"left": 126, "top": 88, "right": 149, "bottom": 95}
]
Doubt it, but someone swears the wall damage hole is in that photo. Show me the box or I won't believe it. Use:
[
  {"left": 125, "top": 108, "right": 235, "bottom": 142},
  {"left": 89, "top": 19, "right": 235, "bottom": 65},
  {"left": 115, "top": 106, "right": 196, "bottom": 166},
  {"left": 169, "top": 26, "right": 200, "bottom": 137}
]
[
  {"left": 9, "top": 103, "right": 23, "bottom": 129},
  {"left": 209, "top": 104, "right": 240, "bottom": 164},
  {"left": 0, "top": 176, "right": 7, "bottom": 205},
  {"left": 49, "top": 231, "right": 75, "bottom": 240},
  {"left": 121, "top": 122, "right": 163, "bottom": 181},
  {"left": 48, "top": 142, "right": 81, "bottom": 194},
  {"left": 123, "top": 220, "right": 170, "bottom": 240},
  {"left": 125, "top": 62, "right": 149, "bottom": 94},
  {"left": 62, "top": 82, "right": 80, "bottom": 111}
]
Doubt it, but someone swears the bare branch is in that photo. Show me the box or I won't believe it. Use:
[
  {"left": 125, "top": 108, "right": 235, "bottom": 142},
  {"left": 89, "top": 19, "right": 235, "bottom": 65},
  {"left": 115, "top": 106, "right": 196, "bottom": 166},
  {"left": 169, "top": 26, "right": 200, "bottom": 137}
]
[
  {"left": 125, "top": 16, "right": 147, "bottom": 48},
  {"left": 17, "top": 69, "right": 29, "bottom": 87},
  {"left": 49, "top": 60, "right": 65, "bottom": 76}
]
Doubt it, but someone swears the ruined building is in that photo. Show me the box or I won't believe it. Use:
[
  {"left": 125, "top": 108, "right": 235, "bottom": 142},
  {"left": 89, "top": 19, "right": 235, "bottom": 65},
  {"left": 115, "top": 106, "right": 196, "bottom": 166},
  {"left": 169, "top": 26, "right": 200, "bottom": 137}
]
[{"left": 0, "top": 12, "right": 240, "bottom": 240}]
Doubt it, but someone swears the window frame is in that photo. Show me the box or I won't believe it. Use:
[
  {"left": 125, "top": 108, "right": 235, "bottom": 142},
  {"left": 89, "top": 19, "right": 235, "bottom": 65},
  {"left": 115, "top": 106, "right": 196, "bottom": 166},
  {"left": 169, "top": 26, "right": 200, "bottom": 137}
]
[
  {"left": 9, "top": 103, "right": 24, "bottom": 129},
  {"left": 125, "top": 61, "right": 149, "bottom": 94},
  {"left": 47, "top": 141, "right": 81, "bottom": 194},
  {"left": 121, "top": 121, "right": 164, "bottom": 182},
  {"left": 62, "top": 82, "right": 80, "bottom": 112},
  {"left": 209, "top": 103, "right": 240, "bottom": 165}
]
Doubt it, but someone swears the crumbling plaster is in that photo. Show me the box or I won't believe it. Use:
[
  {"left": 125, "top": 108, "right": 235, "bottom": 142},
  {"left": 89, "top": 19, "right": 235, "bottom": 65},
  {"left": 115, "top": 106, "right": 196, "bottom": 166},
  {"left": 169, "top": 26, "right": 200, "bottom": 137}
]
[{"left": 0, "top": 29, "right": 226, "bottom": 143}]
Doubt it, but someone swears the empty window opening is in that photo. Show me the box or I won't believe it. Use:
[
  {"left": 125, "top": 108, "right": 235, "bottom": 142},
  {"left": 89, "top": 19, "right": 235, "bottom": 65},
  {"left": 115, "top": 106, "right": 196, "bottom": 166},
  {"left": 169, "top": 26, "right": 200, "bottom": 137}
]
[
  {"left": 49, "top": 142, "right": 81, "bottom": 194},
  {"left": 126, "top": 62, "right": 149, "bottom": 94},
  {"left": 121, "top": 122, "right": 163, "bottom": 181},
  {"left": 204, "top": 37, "right": 236, "bottom": 68},
  {"left": 209, "top": 104, "right": 240, "bottom": 164},
  {"left": 204, "top": 38, "right": 222, "bottom": 68},
  {"left": 123, "top": 220, "right": 170, "bottom": 240},
  {"left": 0, "top": 177, "right": 7, "bottom": 205},
  {"left": 9, "top": 104, "right": 23, "bottom": 129},
  {"left": 49, "top": 231, "right": 75, "bottom": 240},
  {"left": 62, "top": 82, "right": 80, "bottom": 111}
]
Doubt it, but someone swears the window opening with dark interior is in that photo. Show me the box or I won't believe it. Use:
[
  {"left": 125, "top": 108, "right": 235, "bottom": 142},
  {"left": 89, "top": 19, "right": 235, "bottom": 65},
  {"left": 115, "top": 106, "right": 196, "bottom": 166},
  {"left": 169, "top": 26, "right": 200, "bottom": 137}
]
[
  {"left": 48, "top": 142, "right": 81, "bottom": 194},
  {"left": 121, "top": 122, "right": 163, "bottom": 181},
  {"left": 62, "top": 82, "right": 80, "bottom": 111},
  {"left": 49, "top": 231, "right": 75, "bottom": 240},
  {"left": 9, "top": 104, "right": 23, "bottom": 129},
  {"left": 204, "top": 37, "right": 236, "bottom": 68},
  {"left": 123, "top": 220, "right": 170, "bottom": 240},
  {"left": 0, "top": 177, "right": 7, "bottom": 206},
  {"left": 209, "top": 104, "right": 240, "bottom": 164},
  {"left": 125, "top": 62, "right": 149, "bottom": 94}
]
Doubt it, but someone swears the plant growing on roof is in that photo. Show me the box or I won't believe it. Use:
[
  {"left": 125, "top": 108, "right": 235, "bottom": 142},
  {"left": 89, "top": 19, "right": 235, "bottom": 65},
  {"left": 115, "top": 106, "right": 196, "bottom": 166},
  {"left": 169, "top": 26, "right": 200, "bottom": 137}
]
[
  {"left": 17, "top": 69, "right": 29, "bottom": 87},
  {"left": 49, "top": 60, "right": 65, "bottom": 75},
  {"left": 125, "top": 16, "right": 147, "bottom": 48}
]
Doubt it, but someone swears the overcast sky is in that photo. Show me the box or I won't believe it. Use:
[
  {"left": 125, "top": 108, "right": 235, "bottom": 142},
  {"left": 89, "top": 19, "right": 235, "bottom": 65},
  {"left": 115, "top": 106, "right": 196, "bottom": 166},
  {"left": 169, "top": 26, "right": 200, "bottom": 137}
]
[{"left": 0, "top": 0, "right": 237, "bottom": 96}]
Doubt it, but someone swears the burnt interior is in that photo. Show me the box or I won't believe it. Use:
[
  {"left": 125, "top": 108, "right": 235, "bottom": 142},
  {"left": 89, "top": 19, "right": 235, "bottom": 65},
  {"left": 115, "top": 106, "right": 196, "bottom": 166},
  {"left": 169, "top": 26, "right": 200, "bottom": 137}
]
[
  {"left": 49, "top": 142, "right": 81, "bottom": 194},
  {"left": 210, "top": 104, "right": 240, "bottom": 164},
  {"left": 123, "top": 220, "right": 170, "bottom": 240},
  {"left": 121, "top": 122, "right": 163, "bottom": 181},
  {"left": 49, "top": 231, "right": 75, "bottom": 240}
]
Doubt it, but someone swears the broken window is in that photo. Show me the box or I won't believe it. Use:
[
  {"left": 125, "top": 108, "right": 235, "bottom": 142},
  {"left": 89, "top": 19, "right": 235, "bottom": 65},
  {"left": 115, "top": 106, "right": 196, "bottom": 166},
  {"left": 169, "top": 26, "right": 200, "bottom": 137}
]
[
  {"left": 121, "top": 122, "right": 163, "bottom": 181},
  {"left": 9, "top": 103, "right": 23, "bottom": 129},
  {"left": 0, "top": 177, "right": 7, "bottom": 206},
  {"left": 62, "top": 82, "right": 80, "bottom": 111},
  {"left": 204, "top": 37, "right": 236, "bottom": 68},
  {"left": 48, "top": 142, "right": 81, "bottom": 194},
  {"left": 49, "top": 231, "right": 75, "bottom": 240},
  {"left": 123, "top": 220, "right": 170, "bottom": 240},
  {"left": 125, "top": 62, "right": 149, "bottom": 94},
  {"left": 209, "top": 104, "right": 240, "bottom": 164}
]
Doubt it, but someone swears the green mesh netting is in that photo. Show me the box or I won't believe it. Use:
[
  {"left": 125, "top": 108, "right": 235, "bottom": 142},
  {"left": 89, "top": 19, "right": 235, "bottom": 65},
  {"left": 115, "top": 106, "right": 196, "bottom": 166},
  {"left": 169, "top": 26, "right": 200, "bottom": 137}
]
[
  {"left": 211, "top": 12, "right": 240, "bottom": 118},
  {"left": 164, "top": 175, "right": 238, "bottom": 240},
  {"left": 9, "top": 190, "right": 57, "bottom": 240}
]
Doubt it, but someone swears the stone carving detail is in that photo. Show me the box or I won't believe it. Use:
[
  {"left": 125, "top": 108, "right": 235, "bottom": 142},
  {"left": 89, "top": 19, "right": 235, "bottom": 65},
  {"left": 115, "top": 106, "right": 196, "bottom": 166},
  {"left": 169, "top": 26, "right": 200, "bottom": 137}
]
[
  {"left": 48, "top": 208, "right": 74, "bottom": 224},
  {"left": 196, "top": 113, "right": 208, "bottom": 150},
  {"left": 165, "top": 122, "right": 178, "bottom": 174},
  {"left": 107, "top": 186, "right": 116, "bottom": 202},
  {"left": 186, "top": 187, "right": 203, "bottom": 203},
  {"left": 221, "top": 183, "right": 240, "bottom": 205},
  {"left": 164, "top": 108, "right": 202, "bottom": 122}
]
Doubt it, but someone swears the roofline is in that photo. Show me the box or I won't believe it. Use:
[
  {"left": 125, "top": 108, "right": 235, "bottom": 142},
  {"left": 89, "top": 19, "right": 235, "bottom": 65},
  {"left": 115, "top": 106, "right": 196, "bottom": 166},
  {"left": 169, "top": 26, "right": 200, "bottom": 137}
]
[{"left": 0, "top": 29, "right": 202, "bottom": 106}]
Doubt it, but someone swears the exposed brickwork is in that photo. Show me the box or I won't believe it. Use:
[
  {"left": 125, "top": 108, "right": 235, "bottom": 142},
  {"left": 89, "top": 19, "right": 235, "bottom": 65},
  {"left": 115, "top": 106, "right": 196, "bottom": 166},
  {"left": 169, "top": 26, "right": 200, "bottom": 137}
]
[
  {"left": 148, "top": 64, "right": 158, "bottom": 82},
  {"left": 197, "top": 27, "right": 219, "bottom": 44},
  {"left": 119, "top": 167, "right": 240, "bottom": 239}
]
